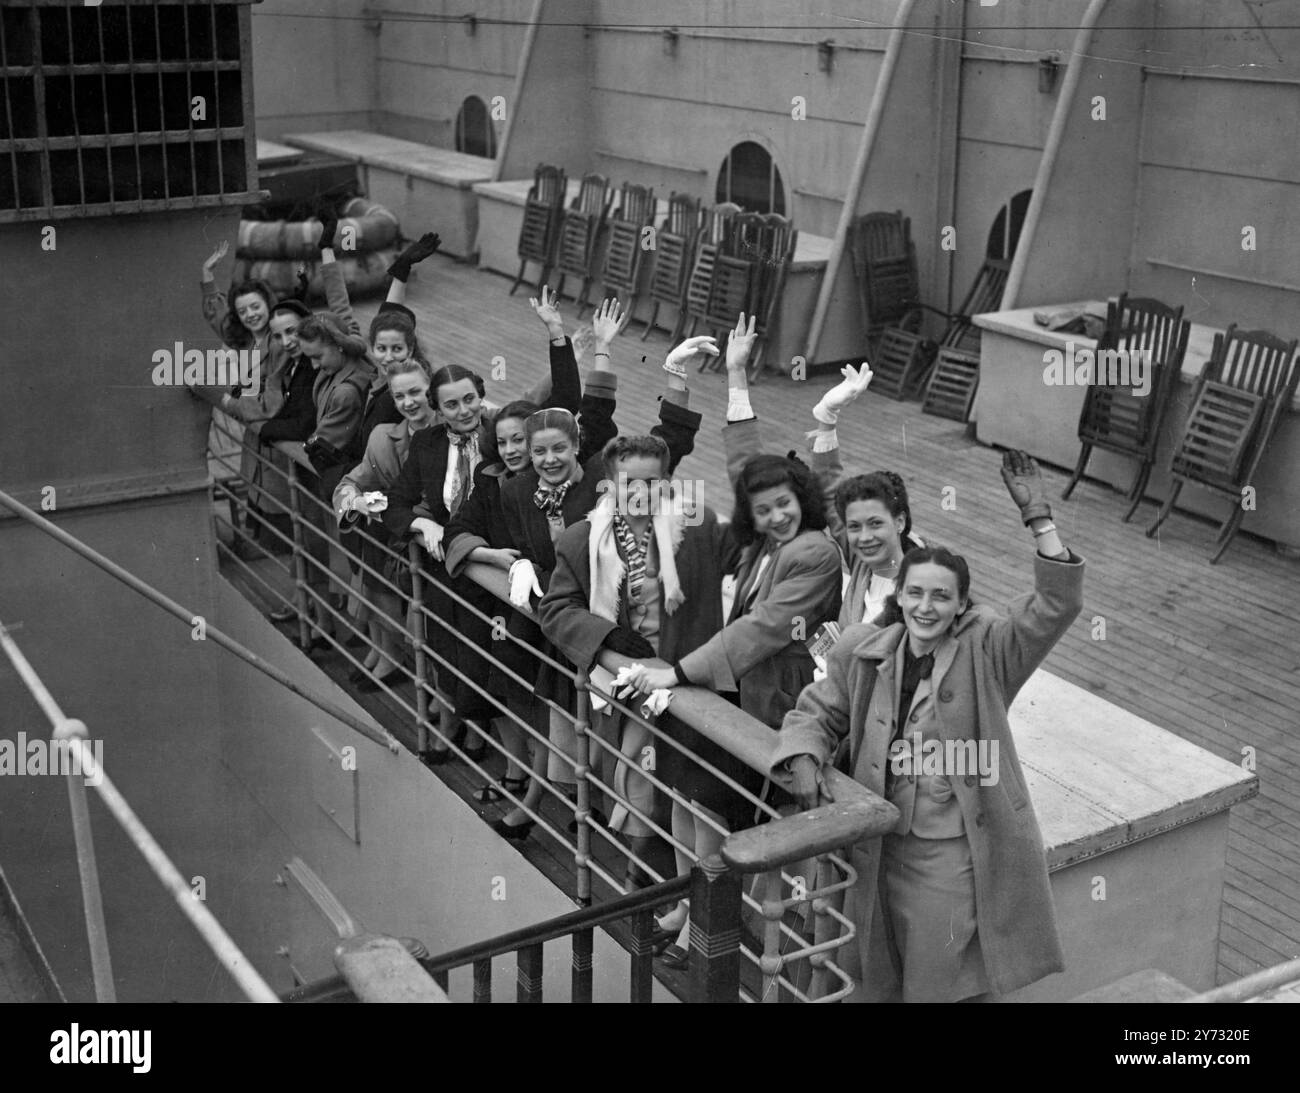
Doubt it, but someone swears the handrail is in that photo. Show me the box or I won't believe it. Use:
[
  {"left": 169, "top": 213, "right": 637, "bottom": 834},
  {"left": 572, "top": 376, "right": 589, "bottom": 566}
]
[
  {"left": 0, "top": 620, "right": 279, "bottom": 1003},
  {"left": 0, "top": 487, "right": 401, "bottom": 754}
]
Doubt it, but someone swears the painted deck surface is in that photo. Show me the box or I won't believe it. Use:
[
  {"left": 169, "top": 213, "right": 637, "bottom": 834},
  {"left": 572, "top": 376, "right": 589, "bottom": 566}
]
[{"left": 276, "top": 252, "right": 1300, "bottom": 987}]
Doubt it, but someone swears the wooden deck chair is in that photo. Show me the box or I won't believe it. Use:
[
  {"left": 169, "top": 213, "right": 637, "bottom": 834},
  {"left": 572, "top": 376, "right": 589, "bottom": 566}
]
[
  {"left": 510, "top": 164, "right": 567, "bottom": 295},
  {"left": 676, "top": 201, "right": 742, "bottom": 345},
  {"left": 641, "top": 192, "right": 704, "bottom": 341},
  {"left": 552, "top": 173, "right": 614, "bottom": 314},
  {"left": 597, "top": 182, "right": 656, "bottom": 323},
  {"left": 917, "top": 259, "right": 1012, "bottom": 421},
  {"left": 849, "top": 211, "right": 921, "bottom": 346},
  {"left": 1145, "top": 325, "right": 1299, "bottom": 563},
  {"left": 875, "top": 257, "right": 1009, "bottom": 402},
  {"left": 1061, "top": 294, "right": 1190, "bottom": 522}
]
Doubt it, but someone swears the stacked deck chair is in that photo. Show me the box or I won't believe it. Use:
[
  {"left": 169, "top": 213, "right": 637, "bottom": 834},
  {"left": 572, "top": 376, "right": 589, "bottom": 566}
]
[
  {"left": 641, "top": 192, "right": 704, "bottom": 341},
  {"left": 597, "top": 182, "right": 656, "bottom": 322},
  {"left": 674, "top": 201, "right": 743, "bottom": 343},
  {"left": 552, "top": 172, "right": 614, "bottom": 314},
  {"left": 1145, "top": 325, "right": 1298, "bottom": 563},
  {"left": 510, "top": 163, "right": 567, "bottom": 295},
  {"left": 849, "top": 210, "right": 921, "bottom": 348},
  {"left": 1060, "top": 293, "right": 1190, "bottom": 522}
]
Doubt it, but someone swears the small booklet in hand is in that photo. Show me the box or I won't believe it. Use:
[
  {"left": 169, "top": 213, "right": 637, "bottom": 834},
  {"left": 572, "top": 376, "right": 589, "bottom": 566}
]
[{"left": 806, "top": 621, "right": 842, "bottom": 675}]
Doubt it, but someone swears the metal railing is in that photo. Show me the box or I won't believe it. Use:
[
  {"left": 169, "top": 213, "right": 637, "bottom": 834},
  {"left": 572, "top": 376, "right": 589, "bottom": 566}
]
[
  {"left": 192, "top": 399, "right": 902, "bottom": 1001},
  {"left": 0, "top": 613, "right": 278, "bottom": 1004}
]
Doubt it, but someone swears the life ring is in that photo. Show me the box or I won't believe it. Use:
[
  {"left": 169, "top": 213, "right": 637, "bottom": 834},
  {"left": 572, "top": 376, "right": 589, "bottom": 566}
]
[
  {"left": 237, "top": 197, "right": 401, "bottom": 260},
  {"left": 235, "top": 245, "right": 400, "bottom": 300}
]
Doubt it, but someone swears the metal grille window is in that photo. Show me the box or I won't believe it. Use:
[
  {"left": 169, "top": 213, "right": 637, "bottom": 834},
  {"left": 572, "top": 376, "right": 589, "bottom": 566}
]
[
  {"left": 453, "top": 94, "right": 496, "bottom": 160},
  {"left": 0, "top": 0, "right": 260, "bottom": 222},
  {"left": 715, "top": 140, "right": 785, "bottom": 216}
]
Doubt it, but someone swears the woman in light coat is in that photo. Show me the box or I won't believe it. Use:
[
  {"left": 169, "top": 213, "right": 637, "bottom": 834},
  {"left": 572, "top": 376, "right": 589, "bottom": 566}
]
[{"left": 770, "top": 450, "right": 1084, "bottom": 1001}]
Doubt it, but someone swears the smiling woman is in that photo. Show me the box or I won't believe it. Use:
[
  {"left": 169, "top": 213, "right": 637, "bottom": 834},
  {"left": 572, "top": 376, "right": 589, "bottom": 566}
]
[{"left": 770, "top": 450, "right": 1084, "bottom": 1003}]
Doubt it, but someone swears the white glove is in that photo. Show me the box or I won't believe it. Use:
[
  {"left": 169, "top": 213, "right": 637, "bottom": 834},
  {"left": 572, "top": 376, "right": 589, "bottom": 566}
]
[
  {"left": 411, "top": 517, "right": 445, "bottom": 561},
  {"left": 508, "top": 558, "right": 542, "bottom": 607},
  {"left": 353, "top": 491, "right": 388, "bottom": 515},
  {"left": 664, "top": 335, "right": 718, "bottom": 377},
  {"left": 812, "top": 362, "right": 874, "bottom": 425}
]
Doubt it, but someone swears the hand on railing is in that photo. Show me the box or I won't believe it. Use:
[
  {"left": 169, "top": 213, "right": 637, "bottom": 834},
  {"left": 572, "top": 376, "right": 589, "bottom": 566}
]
[
  {"left": 725, "top": 312, "right": 758, "bottom": 372},
  {"left": 477, "top": 547, "right": 521, "bottom": 571},
  {"left": 624, "top": 663, "right": 676, "bottom": 693},
  {"left": 788, "top": 755, "right": 835, "bottom": 811},
  {"left": 411, "top": 517, "right": 445, "bottom": 561},
  {"left": 811, "top": 362, "right": 874, "bottom": 426},
  {"left": 508, "top": 558, "right": 543, "bottom": 607},
  {"left": 664, "top": 335, "right": 718, "bottom": 378}
]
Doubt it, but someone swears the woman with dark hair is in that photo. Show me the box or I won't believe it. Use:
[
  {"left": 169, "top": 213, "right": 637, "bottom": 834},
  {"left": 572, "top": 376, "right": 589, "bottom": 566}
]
[
  {"left": 770, "top": 450, "right": 1084, "bottom": 1002},
  {"left": 834, "top": 471, "right": 926, "bottom": 627},
  {"left": 624, "top": 314, "right": 843, "bottom": 964}
]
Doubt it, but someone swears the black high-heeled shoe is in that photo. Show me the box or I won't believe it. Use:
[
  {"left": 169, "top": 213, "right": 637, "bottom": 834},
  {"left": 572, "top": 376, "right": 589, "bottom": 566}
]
[
  {"left": 491, "top": 816, "right": 535, "bottom": 842},
  {"left": 474, "top": 775, "right": 529, "bottom": 804}
]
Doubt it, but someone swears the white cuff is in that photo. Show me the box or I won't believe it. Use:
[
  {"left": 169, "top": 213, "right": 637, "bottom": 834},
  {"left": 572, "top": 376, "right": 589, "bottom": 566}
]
[
  {"left": 726, "top": 390, "right": 755, "bottom": 422},
  {"left": 811, "top": 429, "right": 839, "bottom": 454}
]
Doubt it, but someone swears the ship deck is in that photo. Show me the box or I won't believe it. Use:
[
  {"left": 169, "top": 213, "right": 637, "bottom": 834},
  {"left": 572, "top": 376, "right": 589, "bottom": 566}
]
[{"left": 227, "top": 252, "right": 1300, "bottom": 987}]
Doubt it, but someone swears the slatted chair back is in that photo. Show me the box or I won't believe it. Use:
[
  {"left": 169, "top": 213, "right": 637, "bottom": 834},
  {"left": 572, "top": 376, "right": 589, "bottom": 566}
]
[
  {"left": 511, "top": 164, "right": 568, "bottom": 294},
  {"left": 530, "top": 163, "right": 567, "bottom": 207},
  {"left": 1146, "top": 325, "right": 1299, "bottom": 561},
  {"left": 553, "top": 174, "right": 614, "bottom": 312},
  {"left": 641, "top": 193, "right": 704, "bottom": 340},
  {"left": 674, "top": 203, "right": 745, "bottom": 341},
  {"left": 1063, "top": 294, "right": 1190, "bottom": 522},
  {"left": 600, "top": 183, "right": 657, "bottom": 308},
  {"left": 849, "top": 211, "right": 920, "bottom": 341},
  {"left": 940, "top": 258, "right": 1010, "bottom": 352}
]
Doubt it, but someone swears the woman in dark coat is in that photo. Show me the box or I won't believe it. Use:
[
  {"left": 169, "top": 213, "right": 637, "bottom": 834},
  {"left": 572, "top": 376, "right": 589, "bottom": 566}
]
[{"left": 770, "top": 450, "right": 1084, "bottom": 1001}]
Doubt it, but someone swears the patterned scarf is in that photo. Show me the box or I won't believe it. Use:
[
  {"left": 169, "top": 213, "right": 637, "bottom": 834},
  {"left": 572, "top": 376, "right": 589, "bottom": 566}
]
[
  {"left": 533, "top": 479, "right": 573, "bottom": 521},
  {"left": 446, "top": 431, "right": 479, "bottom": 518},
  {"left": 612, "top": 514, "right": 652, "bottom": 603}
]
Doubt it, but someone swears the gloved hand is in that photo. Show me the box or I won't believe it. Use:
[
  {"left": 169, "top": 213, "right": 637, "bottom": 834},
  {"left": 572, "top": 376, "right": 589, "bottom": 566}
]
[
  {"left": 664, "top": 335, "right": 718, "bottom": 377},
  {"left": 508, "top": 558, "right": 543, "bottom": 607},
  {"left": 388, "top": 231, "right": 442, "bottom": 283},
  {"left": 318, "top": 210, "right": 338, "bottom": 253},
  {"left": 812, "top": 362, "right": 874, "bottom": 425},
  {"left": 1000, "top": 448, "right": 1052, "bottom": 525},
  {"left": 602, "top": 627, "right": 656, "bottom": 659}
]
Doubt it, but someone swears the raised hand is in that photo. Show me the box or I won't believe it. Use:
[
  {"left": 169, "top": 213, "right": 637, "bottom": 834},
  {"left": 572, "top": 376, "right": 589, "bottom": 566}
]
[
  {"left": 664, "top": 335, "right": 719, "bottom": 377},
  {"left": 387, "top": 230, "right": 441, "bottom": 282},
  {"left": 590, "top": 297, "right": 626, "bottom": 348},
  {"left": 1000, "top": 449, "right": 1052, "bottom": 525},
  {"left": 202, "top": 240, "right": 229, "bottom": 276},
  {"left": 812, "top": 361, "right": 875, "bottom": 424},
  {"left": 530, "top": 286, "right": 565, "bottom": 338},
  {"left": 317, "top": 211, "right": 338, "bottom": 252},
  {"left": 725, "top": 312, "right": 759, "bottom": 372},
  {"left": 571, "top": 326, "right": 596, "bottom": 366}
]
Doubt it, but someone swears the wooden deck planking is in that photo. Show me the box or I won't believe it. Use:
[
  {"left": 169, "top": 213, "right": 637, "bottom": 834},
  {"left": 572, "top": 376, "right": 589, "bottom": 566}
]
[{"left": 340, "top": 254, "right": 1300, "bottom": 987}]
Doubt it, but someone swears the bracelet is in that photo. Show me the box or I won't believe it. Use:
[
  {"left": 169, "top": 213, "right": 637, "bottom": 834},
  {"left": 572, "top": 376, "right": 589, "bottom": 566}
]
[
  {"left": 672, "top": 661, "right": 690, "bottom": 686},
  {"left": 594, "top": 351, "right": 611, "bottom": 359},
  {"left": 1031, "top": 522, "right": 1058, "bottom": 537}
]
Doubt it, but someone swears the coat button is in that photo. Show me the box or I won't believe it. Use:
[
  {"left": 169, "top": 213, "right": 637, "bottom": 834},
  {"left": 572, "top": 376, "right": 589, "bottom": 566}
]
[
  {"left": 964, "top": 774, "right": 977, "bottom": 787},
  {"left": 939, "top": 689, "right": 953, "bottom": 702},
  {"left": 909, "top": 712, "right": 920, "bottom": 723},
  {"left": 974, "top": 813, "right": 986, "bottom": 827}
]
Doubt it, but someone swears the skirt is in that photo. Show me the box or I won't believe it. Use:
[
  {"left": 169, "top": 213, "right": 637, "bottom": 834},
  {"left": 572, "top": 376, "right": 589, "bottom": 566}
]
[{"left": 858, "top": 832, "right": 990, "bottom": 1003}]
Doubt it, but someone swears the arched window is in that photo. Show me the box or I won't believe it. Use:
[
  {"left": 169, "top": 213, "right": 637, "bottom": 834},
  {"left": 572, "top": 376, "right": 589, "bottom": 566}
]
[
  {"left": 454, "top": 95, "right": 497, "bottom": 160},
  {"left": 715, "top": 141, "right": 785, "bottom": 216},
  {"left": 986, "top": 189, "right": 1032, "bottom": 260}
]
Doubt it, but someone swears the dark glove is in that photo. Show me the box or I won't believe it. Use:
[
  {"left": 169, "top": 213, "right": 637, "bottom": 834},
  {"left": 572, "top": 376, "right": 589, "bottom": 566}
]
[
  {"left": 387, "top": 231, "right": 442, "bottom": 283},
  {"left": 318, "top": 211, "right": 338, "bottom": 253},
  {"left": 294, "top": 264, "right": 310, "bottom": 301},
  {"left": 602, "top": 627, "right": 656, "bottom": 660},
  {"left": 1001, "top": 449, "right": 1052, "bottom": 524}
]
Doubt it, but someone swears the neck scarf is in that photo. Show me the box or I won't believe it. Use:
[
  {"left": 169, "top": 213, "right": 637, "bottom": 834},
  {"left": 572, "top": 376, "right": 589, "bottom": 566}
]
[
  {"left": 533, "top": 479, "right": 573, "bottom": 521},
  {"left": 893, "top": 643, "right": 935, "bottom": 744},
  {"left": 447, "top": 430, "right": 478, "bottom": 517},
  {"left": 587, "top": 489, "right": 685, "bottom": 623},
  {"left": 612, "top": 514, "right": 653, "bottom": 603}
]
